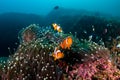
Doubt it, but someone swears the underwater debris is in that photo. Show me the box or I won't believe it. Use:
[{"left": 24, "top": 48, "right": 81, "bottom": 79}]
[{"left": 0, "top": 23, "right": 120, "bottom": 80}]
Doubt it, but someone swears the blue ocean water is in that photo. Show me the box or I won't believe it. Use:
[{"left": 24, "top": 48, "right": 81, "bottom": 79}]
[
  {"left": 0, "top": 0, "right": 120, "bottom": 16},
  {"left": 0, "top": 0, "right": 119, "bottom": 56}
]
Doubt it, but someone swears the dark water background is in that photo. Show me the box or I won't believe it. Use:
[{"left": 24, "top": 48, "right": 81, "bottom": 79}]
[
  {"left": 0, "top": 0, "right": 120, "bottom": 16},
  {"left": 0, "top": 0, "right": 120, "bottom": 56}
]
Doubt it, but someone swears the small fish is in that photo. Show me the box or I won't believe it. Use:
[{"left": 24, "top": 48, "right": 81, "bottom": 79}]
[
  {"left": 54, "top": 6, "right": 59, "bottom": 10},
  {"left": 88, "top": 35, "right": 93, "bottom": 41},
  {"left": 60, "top": 36, "right": 73, "bottom": 49},
  {"left": 52, "top": 23, "right": 63, "bottom": 32},
  {"left": 92, "top": 25, "right": 95, "bottom": 31},
  {"left": 52, "top": 47, "right": 64, "bottom": 61}
]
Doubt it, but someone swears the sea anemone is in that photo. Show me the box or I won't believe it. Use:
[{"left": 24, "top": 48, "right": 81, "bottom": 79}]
[{"left": 0, "top": 24, "right": 120, "bottom": 80}]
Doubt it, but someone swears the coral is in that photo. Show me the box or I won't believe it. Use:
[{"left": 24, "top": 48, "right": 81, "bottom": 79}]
[
  {"left": 18, "top": 24, "right": 40, "bottom": 43},
  {"left": 0, "top": 24, "right": 60, "bottom": 80},
  {"left": 109, "top": 38, "right": 120, "bottom": 70},
  {"left": 0, "top": 24, "right": 120, "bottom": 80},
  {"left": 67, "top": 57, "right": 120, "bottom": 80},
  {"left": 0, "top": 41, "right": 58, "bottom": 80}
]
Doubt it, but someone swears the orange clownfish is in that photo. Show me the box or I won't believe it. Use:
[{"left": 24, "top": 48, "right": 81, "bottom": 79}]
[
  {"left": 60, "top": 36, "right": 73, "bottom": 49},
  {"left": 52, "top": 47, "right": 64, "bottom": 61},
  {"left": 52, "top": 23, "right": 63, "bottom": 32}
]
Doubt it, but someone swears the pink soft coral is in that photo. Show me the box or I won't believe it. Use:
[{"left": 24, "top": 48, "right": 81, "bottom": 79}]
[{"left": 68, "top": 58, "right": 120, "bottom": 80}]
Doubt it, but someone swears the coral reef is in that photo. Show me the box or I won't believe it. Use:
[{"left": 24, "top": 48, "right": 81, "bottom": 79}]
[{"left": 0, "top": 23, "right": 120, "bottom": 80}]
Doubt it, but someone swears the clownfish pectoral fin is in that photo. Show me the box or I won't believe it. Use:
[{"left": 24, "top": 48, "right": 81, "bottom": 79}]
[
  {"left": 52, "top": 54, "right": 57, "bottom": 61},
  {"left": 54, "top": 58, "right": 57, "bottom": 61},
  {"left": 52, "top": 23, "right": 56, "bottom": 30},
  {"left": 67, "top": 47, "right": 70, "bottom": 49}
]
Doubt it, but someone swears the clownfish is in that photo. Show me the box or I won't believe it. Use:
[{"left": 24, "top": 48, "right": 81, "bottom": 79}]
[
  {"left": 52, "top": 47, "right": 64, "bottom": 61},
  {"left": 52, "top": 23, "right": 63, "bottom": 32},
  {"left": 60, "top": 36, "right": 73, "bottom": 49}
]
